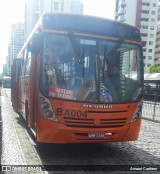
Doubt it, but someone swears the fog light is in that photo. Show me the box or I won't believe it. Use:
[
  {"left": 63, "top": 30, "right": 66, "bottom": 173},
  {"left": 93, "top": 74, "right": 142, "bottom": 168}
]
[
  {"left": 45, "top": 110, "right": 53, "bottom": 118},
  {"left": 132, "top": 112, "right": 140, "bottom": 122},
  {"left": 40, "top": 96, "right": 45, "bottom": 102},
  {"left": 41, "top": 102, "right": 49, "bottom": 109},
  {"left": 137, "top": 105, "right": 142, "bottom": 112},
  {"left": 134, "top": 113, "right": 140, "bottom": 120},
  {"left": 132, "top": 101, "right": 143, "bottom": 122}
]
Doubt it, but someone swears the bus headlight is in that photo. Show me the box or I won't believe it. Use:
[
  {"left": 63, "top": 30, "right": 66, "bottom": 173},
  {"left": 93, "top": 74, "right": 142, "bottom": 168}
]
[
  {"left": 40, "top": 94, "right": 57, "bottom": 122},
  {"left": 41, "top": 102, "right": 50, "bottom": 109},
  {"left": 132, "top": 101, "right": 143, "bottom": 122},
  {"left": 45, "top": 110, "right": 54, "bottom": 118}
]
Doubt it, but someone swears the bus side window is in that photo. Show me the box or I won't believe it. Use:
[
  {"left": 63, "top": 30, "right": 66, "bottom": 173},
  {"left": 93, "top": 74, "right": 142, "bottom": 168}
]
[
  {"left": 25, "top": 52, "right": 31, "bottom": 76},
  {"left": 25, "top": 58, "right": 31, "bottom": 76},
  {"left": 16, "top": 59, "right": 21, "bottom": 82},
  {"left": 21, "top": 49, "right": 32, "bottom": 77},
  {"left": 21, "top": 63, "right": 26, "bottom": 77}
]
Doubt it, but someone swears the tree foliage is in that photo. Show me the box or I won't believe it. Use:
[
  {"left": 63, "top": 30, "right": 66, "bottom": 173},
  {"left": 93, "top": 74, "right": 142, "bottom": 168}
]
[{"left": 149, "top": 65, "right": 160, "bottom": 73}]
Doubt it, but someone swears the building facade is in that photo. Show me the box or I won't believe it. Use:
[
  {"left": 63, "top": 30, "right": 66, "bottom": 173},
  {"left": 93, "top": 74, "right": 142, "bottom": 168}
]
[
  {"left": 6, "top": 23, "right": 24, "bottom": 75},
  {"left": 5, "top": 0, "right": 83, "bottom": 76},
  {"left": 115, "top": 0, "right": 159, "bottom": 73},
  {"left": 25, "top": 0, "right": 84, "bottom": 40},
  {"left": 154, "top": 0, "right": 160, "bottom": 67},
  {"left": 115, "top": 0, "right": 142, "bottom": 27}
]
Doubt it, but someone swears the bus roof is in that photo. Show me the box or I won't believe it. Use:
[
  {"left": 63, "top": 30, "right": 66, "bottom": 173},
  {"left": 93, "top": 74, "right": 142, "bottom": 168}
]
[
  {"left": 17, "top": 13, "right": 142, "bottom": 58},
  {"left": 41, "top": 13, "right": 141, "bottom": 42}
]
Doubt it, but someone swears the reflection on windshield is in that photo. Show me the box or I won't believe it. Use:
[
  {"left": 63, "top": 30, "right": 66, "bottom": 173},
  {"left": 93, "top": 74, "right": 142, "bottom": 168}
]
[{"left": 40, "top": 34, "right": 142, "bottom": 103}]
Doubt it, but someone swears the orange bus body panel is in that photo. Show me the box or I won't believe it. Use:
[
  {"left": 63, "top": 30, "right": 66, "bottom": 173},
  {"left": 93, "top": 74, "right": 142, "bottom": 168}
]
[
  {"left": 28, "top": 56, "right": 37, "bottom": 128},
  {"left": 123, "top": 119, "right": 141, "bottom": 141},
  {"left": 36, "top": 118, "right": 141, "bottom": 143},
  {"left": 11, "top": 60, "right": 20, "bottom": 112},
  {"left": 35, "top": 99, "right": 141, "bottom": 143},
  {"left": 11, "top": 13, "right": 143, "bottom": 144}
]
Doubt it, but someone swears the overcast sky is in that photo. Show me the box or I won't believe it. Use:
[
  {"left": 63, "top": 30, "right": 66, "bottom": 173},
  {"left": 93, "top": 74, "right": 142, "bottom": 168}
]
[{"left": 0, "top": 0, "right": 115, "bottom": 73}]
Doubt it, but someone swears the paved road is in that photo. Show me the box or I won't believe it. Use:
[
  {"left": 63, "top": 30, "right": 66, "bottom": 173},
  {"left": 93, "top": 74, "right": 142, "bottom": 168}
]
[{"left": 0, "top": 89, "right": 160, "bottom": 173}]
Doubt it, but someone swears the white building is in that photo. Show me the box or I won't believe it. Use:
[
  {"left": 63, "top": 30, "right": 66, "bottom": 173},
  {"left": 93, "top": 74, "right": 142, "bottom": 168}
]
[
  {"left": 115, "top": 0, "right": 139, "bottom": 26},
  {"left": 70, "top": 0, "right": 83, "bottom": 14},
  {"left": 25, "top": 0, "right": 84, "bottom": 40},
  {"left": 141, "top": 0, "right": 158, "bottom": 72},
  {"left": 7, "top": 23, "right": 24, "bottom": 75},
  {"left": 40, "top": 0, "right": 70, "bottom": 14},
  {"left": 115, "top": 0, "right": 159, "bottom": 73},
  {"left": 154, "top": 0, "right": 160, "bottom": 67},
  {"left": 25, "top": 0, "right": 41, "bottom": 40}
]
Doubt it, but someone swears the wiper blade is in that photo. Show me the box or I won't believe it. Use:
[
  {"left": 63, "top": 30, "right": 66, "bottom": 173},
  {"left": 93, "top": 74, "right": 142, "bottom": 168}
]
[
  {"left": 104, "top": 38, "right": 123, "bottom": 63},
  {"left": 69, "top": 32, "right": 84, "bottom": 64}
]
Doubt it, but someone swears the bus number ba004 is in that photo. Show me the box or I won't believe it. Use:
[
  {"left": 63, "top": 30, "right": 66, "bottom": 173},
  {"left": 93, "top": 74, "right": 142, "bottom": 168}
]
[{"left": 56, "top": 108, "right": 88, "bottom": 118}]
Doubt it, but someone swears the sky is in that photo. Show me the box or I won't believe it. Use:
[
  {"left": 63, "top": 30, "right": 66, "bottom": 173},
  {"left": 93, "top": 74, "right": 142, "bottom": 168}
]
[{"left": 0, "top": 0, "right": 115, "bottom": 74}]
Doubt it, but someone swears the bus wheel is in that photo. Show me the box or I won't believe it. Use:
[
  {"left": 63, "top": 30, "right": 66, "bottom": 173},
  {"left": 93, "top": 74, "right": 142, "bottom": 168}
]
[{"left": 25, "top": 101, "right": 29, "bottom": 127}]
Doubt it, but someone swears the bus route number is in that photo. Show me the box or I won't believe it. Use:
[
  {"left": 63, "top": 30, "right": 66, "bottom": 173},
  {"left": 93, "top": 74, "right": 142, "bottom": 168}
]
[{"left": 56, "top": 108, "right": 87, "bottom": 118}]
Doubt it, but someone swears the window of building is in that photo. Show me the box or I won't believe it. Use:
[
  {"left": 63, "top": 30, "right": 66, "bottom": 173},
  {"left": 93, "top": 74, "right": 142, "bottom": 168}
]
[
  {"left": 149, "top": 49, "right": 152, "bottom": 52},
  {"left": 149, "top": 41, "right": 153, "bottom": 45},
  {"left": 157, "top": 31, "right": 160, "bottom": 35},
  {"left": 142, "top": 25, "right": 148, "bottom": 29},
  {"left": 150, "top": 34, "right": 154, "bottom": 38},
  {"left": 156, "top": 38, "right": 160, "bottom": 42},
  {"left": 150, "top": 26, "right": 154, "bottom": 30},
  {"left": 141, "top": 33, "right": 148, "bottom": 37},
  {"left": 147, "top": 64, "right": 151, "bottom": 67},
  {"left": 143, "top": 49, "right": 146, "bottom": 52},
  {"left": 152, "top": 3, "right": 156, "bottom": 7},
  {"left": 148, "top": 56, "right": 152, "bottom": 60},
  {"left": 151, "top": 11, "right": 156, "bottom": 15},
  {"left": 142, "top": 10, "right": 149, "bottom": 14},
  {"left": 121, "top": 4, "right": 126, "bottom": 8},
  {"left": 141, "top": 18, "right": 149, "bottom": 21},
  {"left": 54, "top": 2, "right": 59, "bottom": 10},
  {"left": 142, "top": 3, "right": 150, "bottom": 6},
  {"left": 151, "top": 18, "right": 155, "bottom": 22}
]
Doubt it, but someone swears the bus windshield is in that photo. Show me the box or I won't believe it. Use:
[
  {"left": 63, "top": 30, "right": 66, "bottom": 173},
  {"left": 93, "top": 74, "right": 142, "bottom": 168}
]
[{"left": 40, "top": 33, "right": 142, "bottom": 103}]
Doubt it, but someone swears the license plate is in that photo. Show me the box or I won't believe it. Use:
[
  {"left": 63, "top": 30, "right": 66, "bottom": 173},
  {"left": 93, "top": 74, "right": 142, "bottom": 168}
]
[{"left": 88, "top": 132, "right": 106, "bottom": 139}]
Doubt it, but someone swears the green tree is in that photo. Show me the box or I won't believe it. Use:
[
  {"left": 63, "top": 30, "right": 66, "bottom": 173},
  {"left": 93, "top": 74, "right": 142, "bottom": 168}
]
[
  {"left": 149, "top": 65, "right": 159, "bottom": 73},
  {"left": 157, "top": 67, "right": 160, "bottom": 72}
]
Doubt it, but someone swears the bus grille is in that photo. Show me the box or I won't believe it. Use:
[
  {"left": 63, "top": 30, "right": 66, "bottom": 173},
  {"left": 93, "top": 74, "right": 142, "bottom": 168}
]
[{"left": 64, "top": 117, "right": 128, "bottom": 128}]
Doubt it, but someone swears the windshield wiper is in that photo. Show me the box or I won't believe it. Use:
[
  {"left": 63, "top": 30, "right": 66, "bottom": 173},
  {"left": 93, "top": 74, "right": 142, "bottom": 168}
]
[
  {"left": 69, "top": 32, "right": 84, "bottom": 64},
  {"left": 104, "top": 38, "right": 123, "bottom": 63}
]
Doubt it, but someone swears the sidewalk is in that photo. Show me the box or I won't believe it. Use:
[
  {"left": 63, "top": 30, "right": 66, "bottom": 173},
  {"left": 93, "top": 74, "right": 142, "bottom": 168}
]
[
  {"left": 0, "top": 88, "right": 2, "bottom": 164},
  {"left": 0, "top": 89, "right": 45, "bottom": 173}
]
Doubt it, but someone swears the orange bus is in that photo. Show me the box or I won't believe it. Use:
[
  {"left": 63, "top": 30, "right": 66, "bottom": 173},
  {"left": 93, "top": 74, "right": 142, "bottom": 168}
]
[{"left": 11, "top": 13, "right": 144, "bottom": 143}]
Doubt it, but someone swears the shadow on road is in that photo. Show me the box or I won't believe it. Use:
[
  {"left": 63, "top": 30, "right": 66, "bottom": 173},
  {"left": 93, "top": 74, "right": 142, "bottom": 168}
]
[
  {"left": 34, "top": 141, "right": 160, "bottom": 165},
  {"left": 2, "top": 88, "right": 160, "bottom": 173},
  {"left": 14, "top": 103, "right": 160, "bottom": 172}
]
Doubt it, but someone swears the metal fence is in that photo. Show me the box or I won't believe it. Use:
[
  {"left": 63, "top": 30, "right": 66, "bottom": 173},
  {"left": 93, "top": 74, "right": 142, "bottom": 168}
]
[{"left": 143, "top": 80, "right": 160, "bottom": 122}]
